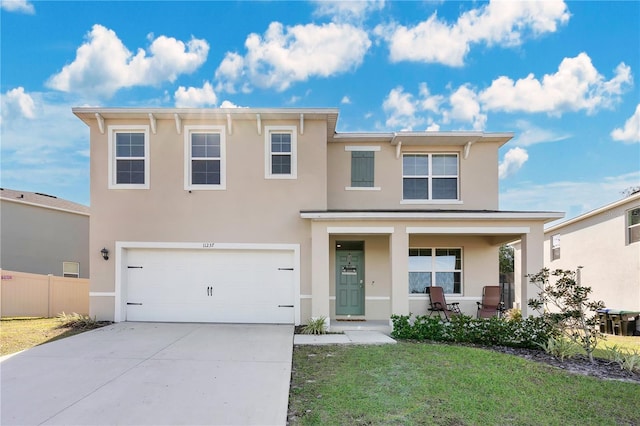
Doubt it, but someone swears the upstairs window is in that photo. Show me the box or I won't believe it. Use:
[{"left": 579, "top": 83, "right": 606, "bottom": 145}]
[
  {"left": 551, "top": 234, "right": 561, "bottom": 260},
  {"left": 63, "top": 262, "right": 79, "bottom": 278},
  {"left": 402, "top": 153, "right": 458, "bottom": 201},
  {"left": 265, "top": 126, "right": 297, "bottom": 179},
  {"left": 108, "top": 125, "right": 149, "bottom": 189},
  {"left": 628, "top": 207, "right": 640, "bottom": 244},
  {"left": 184, "top": 126, "right": 226, "bottom": 190}
]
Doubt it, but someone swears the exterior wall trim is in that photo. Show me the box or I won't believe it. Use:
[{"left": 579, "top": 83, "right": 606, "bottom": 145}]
[
  {"left": 302, "top": 211, "right": 564, "bottom": 221},
  {"left": 327, "top": 226, "right": 395, "bottom": 234},
  {"left": 406, "top": 226, "right": 531, "bottom": 234}
]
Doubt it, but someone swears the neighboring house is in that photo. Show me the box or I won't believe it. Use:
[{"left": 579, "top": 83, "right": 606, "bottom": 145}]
[
  {"left": 542, "top": 193, "right": 640, "bottom": 311},
  {"left": 73, "top": 107, "right": 562, "bottom": 325},
  {"left": 0, "top": 188, "right": 90, "bottom": 278}
]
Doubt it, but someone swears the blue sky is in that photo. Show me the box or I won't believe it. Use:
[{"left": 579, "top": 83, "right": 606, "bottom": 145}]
[{"left": 1, "top": 0, "right": 639, "bottom": 224}]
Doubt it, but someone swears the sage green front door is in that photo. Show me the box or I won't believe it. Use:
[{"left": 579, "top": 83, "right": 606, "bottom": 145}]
[{"left": 336, "top": 250, "right": 364, "bottom": 315}]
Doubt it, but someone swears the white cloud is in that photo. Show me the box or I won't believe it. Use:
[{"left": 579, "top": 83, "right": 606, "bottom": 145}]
[
  {"left": 382, "top": 84, "right": 445, "bottom": 130},
  {"left": 312, "top": 0, "right": 385, "bottom": 23},
  {"left": 219, "top": 100, "right": 241, "bottom": 108},
  {"left": 382, "top": 86, "right": 422, "bottom": 130},
  {"left": 174, "top": 81, "right": 217, "bottom": 108},
  {"left": 500, "top": 171, "right": 640, "bottom": 223},
  {"left": 215, "top": 22, "right": 371, "bottom": 92},
  {"left": 443, "top": 85, "right": 486, "bottom": 130},
  {"left": 214, "top": 52, "right": 245, "bottom": 94},
  {"left": 499, "top": 147, "right": 529, "bottom": 179},
  {"left": 376, "top": 0, "right": 569, "bottom": 66},
  {"left": 341, "top": 96, "right": 351, "bottom": 104},
  {"left": 1, "top": 0, "right": 34, "bottom": 14},
  {"left": 47, "top": 24, "right": 209, "bottom": 98},
  {"left": 1, "top": 87, "right": 36, "bottom": 120},
  {"left": 0, "top": 92, "right": 90, "bottom": 203},
  {"left": 382, "top": 54, "right": 633, "bottom": 132},
  {"left": 510, "top": 120, "right": 571, "bottom": 147},
  {"left": 611, "top": 104, "right": 640, "bottom": 144},
  {"left": 479, "top": 53, "right": 632, "bottom": 115},
  {"left": 417, "top": 83, "right": 444, "bottom": 114}
]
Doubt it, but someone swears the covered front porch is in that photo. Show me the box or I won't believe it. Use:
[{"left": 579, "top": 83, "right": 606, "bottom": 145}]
[{"left": 301, "top": 210, "right": 563, "bottom": 328}]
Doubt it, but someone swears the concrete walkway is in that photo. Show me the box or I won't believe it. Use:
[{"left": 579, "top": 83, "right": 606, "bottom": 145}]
[
  {"left": 1, "top": 322, "right": 293, "bottom": 426},
  {"left": 294, "top": 330, "right": 396, "bottom": 345}
]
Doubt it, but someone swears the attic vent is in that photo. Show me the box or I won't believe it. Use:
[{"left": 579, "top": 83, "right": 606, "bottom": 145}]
[{"left": 35, "top": 192, "right": 57, "bottom": 199}]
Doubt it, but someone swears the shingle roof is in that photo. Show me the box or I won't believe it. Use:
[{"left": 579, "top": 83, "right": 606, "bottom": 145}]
[{"left": 0, "top": 188, "right": 89, "bottom": 215}]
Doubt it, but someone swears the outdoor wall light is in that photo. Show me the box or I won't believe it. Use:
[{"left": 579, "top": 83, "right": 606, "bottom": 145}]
[{"left": 101, "top": 247, "right": 109, "bottom": 261}]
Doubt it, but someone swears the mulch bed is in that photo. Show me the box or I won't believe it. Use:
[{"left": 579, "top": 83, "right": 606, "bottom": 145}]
[{"left": 489, "top": 345, "right": 640, "bottom": 383}]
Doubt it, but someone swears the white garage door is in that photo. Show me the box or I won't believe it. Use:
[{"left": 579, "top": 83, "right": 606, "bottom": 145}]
[{"left": 124, "top": 248, "right": 296, "bottom": 323}]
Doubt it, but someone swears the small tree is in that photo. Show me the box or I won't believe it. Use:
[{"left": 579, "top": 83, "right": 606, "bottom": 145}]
[{"left": 527, "top": 268, "right": 605, "bottom": 363}]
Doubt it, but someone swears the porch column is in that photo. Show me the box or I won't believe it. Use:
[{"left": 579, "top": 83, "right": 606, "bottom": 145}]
[
  {"left": 390, "top": 226, "right": 409, "bottom": 316},
  {"left": 311, "top": 221, "right": 331, "bottom": 324},
  {"left": 519, "top": 224, "right": 544, "bottom": 318}
]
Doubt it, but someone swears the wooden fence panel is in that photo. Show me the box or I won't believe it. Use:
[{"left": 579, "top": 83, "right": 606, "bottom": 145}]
[{"left": 0, "top": 270, "right": 89, "bottom": 317}]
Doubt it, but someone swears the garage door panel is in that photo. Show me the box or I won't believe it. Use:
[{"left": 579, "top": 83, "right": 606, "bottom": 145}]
[{"left": 125, "top": 248, "right": 295, "bottom": 324}]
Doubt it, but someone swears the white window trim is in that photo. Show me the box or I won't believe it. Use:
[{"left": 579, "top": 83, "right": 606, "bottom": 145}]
[
  {"left": 402, "top": 153, "right": 459, "bottom": 202},
  {"left": 184, "top": 125, "right": 227, "bottom": 190},
  {"left": 408, "top": 247, "right": 463, "bottom": 296},
  {"left": 265, "top": 125, "right": 297, "bottom": 179},
  {"left": 108, "top": 125, "right": 150, "bottom": 189},
  {"left": 346, "top": 186, "right": 381, "bottom": 191},
  {"left": 627, "top": 207, "right": 640, "bottom": 245}
]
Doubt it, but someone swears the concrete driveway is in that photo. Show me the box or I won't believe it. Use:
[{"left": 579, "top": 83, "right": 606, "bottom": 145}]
[{"left": 1, "top": 322, "right": 293, "bottom": 426}]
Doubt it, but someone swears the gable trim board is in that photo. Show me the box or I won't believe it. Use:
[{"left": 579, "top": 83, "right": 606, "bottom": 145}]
[{"left": 111, "top": 242, "right": 300, "bottom": 324}]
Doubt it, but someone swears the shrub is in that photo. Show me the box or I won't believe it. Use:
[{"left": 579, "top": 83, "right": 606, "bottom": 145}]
[
  {"left": 539, "top": 337, "right": 581, "bottom": 361},
  {"left": 301, "top": 317, "right": 328, "bottom": 335},
  {"left": 528, "top": 268, "right": 605, "bottom": 363},
  {"left": 390, "top": 313, "right": 553, "bottom": 349},
  {"left": 56, "top": 312, "right": 100, "bottom": 330},
  {"left": 603, "top": 345, "right": 640, "bottom": 373}
]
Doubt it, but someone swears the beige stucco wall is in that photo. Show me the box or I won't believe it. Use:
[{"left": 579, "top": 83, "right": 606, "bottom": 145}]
[
  {"left": 543, "top": 198, "right": 640, "bottom": 311},
  {"left": 89, "top": 117, "right": 328, "bottom": 320},
  {"left": 326, "top": 141, "right": 500, "bottom": 210}
]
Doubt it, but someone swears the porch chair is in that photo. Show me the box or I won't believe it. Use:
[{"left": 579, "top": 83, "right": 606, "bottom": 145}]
[
  {"left": 476, "top": 286, "right": 505, "bottom": 319},
  {"left": 426, "top": 286, "right": 461, "bottom": 320}
]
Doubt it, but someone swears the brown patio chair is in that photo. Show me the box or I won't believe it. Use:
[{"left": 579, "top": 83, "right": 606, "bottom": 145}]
[
  {"left": 476, "top": 286, "right": 505, "bottom": 319},
  {"left": 426, "top": 286, "right": 461, "bottom": 320}
]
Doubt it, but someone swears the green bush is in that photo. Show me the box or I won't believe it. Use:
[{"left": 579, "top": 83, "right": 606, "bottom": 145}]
[
  {"left": 603, "top": 345, "right": 640, "bottom": 373},
  {"left": 539, "top": 337, "right": 581, "bottom": 361},
  {"left": 301, "top": 316, "right": 328, "bottom": 335},
  {"left": 390, "top": 313, "right": 553, "bottom": 349}
]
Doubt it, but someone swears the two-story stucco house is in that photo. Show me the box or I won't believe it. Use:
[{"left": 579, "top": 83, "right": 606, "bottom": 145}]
[
  {"left": 1, "top": 188, "right": 90, "bottom": 278},
  {"left": 73, "top": 107, "right": 563, "bottom": 325},
  {"left": 542, "top": 192, "right": 640, "bottom": 311}
]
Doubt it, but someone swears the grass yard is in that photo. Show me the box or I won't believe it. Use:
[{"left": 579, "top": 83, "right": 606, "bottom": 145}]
[
  {"left": 288, "top": 342, "right": 640, "bottom": 425},
  {"left": 0, "top": 316, "right": 106, "bottom": 356}
]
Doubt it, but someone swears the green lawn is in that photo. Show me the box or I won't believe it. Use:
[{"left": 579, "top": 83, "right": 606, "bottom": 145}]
[
  {"left": 288, "top": 342, "right": 640, "bottom": 425},
  {"left": 0, "top": 316, "right": 105, "bottom": 356}
]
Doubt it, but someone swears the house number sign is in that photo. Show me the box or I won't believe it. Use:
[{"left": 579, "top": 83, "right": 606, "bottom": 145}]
[{"left": 202, "top": 243, "right": 215, "bottom": 248}]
